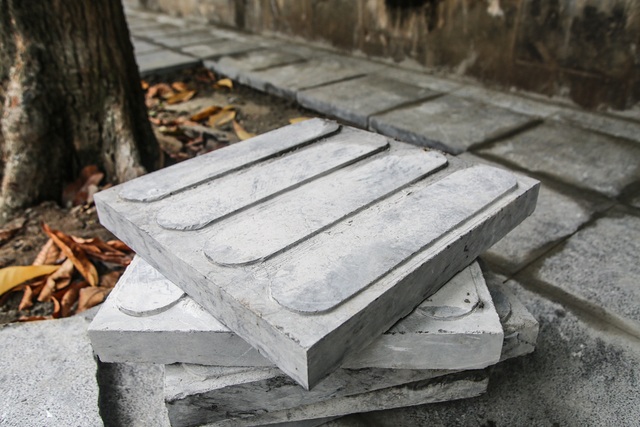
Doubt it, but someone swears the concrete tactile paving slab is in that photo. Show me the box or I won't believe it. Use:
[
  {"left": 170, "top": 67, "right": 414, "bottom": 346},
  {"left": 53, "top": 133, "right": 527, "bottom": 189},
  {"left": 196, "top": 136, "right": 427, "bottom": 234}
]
[
  {"left": 370, "top": 94, "right": 535, "bottom": 154},
  {"left": 90, "top": 259, "right": 504, "bottom": 371},
  {"left": 333, "top": 282, "right": 640, "bottom": 427},
  {"left": 478, "top": 122, "right": 640, "bottom": 197},
  {"left": 0, "top": 317, "right": 103, "bottom": 427},
  {"left": 524, "top": 209, "right": 640, "bottom": 327},
  {"left": 95, "top": 119, "right": 539, "bottom": 389},
  {"left": 136, "top": 49, "right": 201, "bottom": 77},
  {"left": 243, "top": 55, "right": 382, "bottom": 99},
  {"left": 297, "top": 74, "right": 440, "bottom": 127}
]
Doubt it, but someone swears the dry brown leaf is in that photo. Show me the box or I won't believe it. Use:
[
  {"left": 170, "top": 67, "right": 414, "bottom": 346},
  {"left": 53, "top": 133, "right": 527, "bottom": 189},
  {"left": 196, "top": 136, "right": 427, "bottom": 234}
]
[
  {"left": 38, "top": 258, "right": 74, "bottom": 302},
  {"left": 233, "top": 120, "right": 256, "bottom": 141},
  {"left": 60, "top": 283, "right": 84, "bottom": 318},
  {"left": 42, "top": 224, "right": 98, "bottom": 287},
  {"left": 77, "top": 286, "right": 112, "bottom": 313},
  {"left": 107, "top": 240, "right": 132, "bottom": 252},
  {"left": 51, "top": 296, "right": 61, "bottom": 318},
  {"left": 100, "top": 271, "right": 121, "bottom": 288},
  {"left": 166, "top": 90, "right": 197, "bottom": 105},
  {"left": 33, "top": 239, "right": 61, "bottom": 266},
  {"left": 207, "top": 108, "right": 236, "bottom": 127},
  {"left": 190, "top": 105, "right": 222, "bottom": 122},
  {"left": 171, "top": 82, "right": 189, "bottom": 92},
  {"left": 18, "top": 315, "right": 51, "bottom": 322},
  {"left": 147, "top": 83, "right": 174, "bottom": 100},
  {"left": 141, "top": 80, "right": 149, "bottom": 90},
  {"left": 214, "top": 78, "right": 233, "bottom": 90},
  {"left": 0, "top": 265, "right": 59, "bottom": 297},
  {"left": 289, "top": 117, "right": 312, "bottom": 124},
  {"left": 18, "top": 285, "right": 34, "bottom": 311}
]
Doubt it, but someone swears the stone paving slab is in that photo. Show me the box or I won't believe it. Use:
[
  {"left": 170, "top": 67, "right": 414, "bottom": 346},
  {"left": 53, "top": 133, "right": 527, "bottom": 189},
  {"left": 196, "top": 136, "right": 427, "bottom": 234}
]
[
  {"left": 551, "top": 109, "right": 640, "bottom": 143},
  {"left": 136, "top": 49, "right": 201, "bottom": 77},
  {"left": 131, "top": 38, "right": 163, "bottom": 55},
  {"left": 0, "top": 317, "right": 102, "bottom": 427},
  {"left": 95, "top": 120, "right": 539, "bottom": 389},
  {"left": 130, "top": 24, "right": 188, "bottom": 39},
  {"left": 453, "top": 85, "right": 561, "bottom": 118},
  {"left": 372, "top": 67, "right": 462, "bottom": 93},
  {"left": 152, "top": 29, "right": 223, "bottom": 49},
  {"left": 523, "top": 209, "right": 640, "bottom": 330},
  {"left": 369, "top": 94, "right": 535, "bottom": 154},
  {"left": 459, "top": 154, "right": 604, "bottom": 274},
  {"left": 327, "top": 282, "right": 640, "bottom": 427},
  {"left": 478, "top": 122, "right": 640, "bottom": 198},
  {"left": 297, "top": 75, "right": 440, "bottom": 127},
  {"left": 165, "top": 368, "right": 488, "bottom": 427},
  {"left": 90, "top": 259, "right": 503, "bottom": 371},
  {"left": 182, "top": 39, "right": 260, "bottom": 59},
  {"left": 207, "top": 49, "right": 307, "bottom": 82},
  {"left": 242, "top": 55, "right": 384, "bottom": 99}
]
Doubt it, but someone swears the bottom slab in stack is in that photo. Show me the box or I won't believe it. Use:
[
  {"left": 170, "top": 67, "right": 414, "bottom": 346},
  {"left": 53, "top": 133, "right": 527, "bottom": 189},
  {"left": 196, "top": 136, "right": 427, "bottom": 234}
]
[{"left": 89, "top": 258, "right": 538, "bottom": 427}]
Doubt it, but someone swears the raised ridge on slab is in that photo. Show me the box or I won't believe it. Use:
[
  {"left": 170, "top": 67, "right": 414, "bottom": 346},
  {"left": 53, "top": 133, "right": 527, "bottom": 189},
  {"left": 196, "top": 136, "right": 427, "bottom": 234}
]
[
  {"left": 119, "top": 118, "right": 340, "bottom": 202},
  {"left": 269, "top": 165, "right": 517, "bottom": 314},
  {"left": 115, "top": 257, "right": 185, "bottom": 317},
  {"left": 414, "top": 264, "right": 480, "bottom": 320},
  {"left": 204, "top": 148, "right": 447, "bottom": 265},
  {"left": 156, "top": 128, "right": 390, "bottom": 231}
]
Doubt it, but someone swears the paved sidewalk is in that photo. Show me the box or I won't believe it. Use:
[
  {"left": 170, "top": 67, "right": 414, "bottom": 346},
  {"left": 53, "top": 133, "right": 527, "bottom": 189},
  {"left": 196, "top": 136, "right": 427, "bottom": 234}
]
[{"left": 98, "top": 8, "right": 640, "bottom": 426}]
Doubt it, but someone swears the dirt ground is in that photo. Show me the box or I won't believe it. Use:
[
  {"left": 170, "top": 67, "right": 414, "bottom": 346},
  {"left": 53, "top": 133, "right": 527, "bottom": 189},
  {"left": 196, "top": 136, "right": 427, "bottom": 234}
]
[{"left": 0, "top": 66, "right": 318, "bottom": 325}]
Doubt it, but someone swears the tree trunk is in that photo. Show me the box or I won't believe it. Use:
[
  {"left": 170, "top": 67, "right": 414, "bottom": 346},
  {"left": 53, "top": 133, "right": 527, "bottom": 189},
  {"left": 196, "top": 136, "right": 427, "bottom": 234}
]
[{"left": 0, "top": 0, "right": 159, "bottom": 223}]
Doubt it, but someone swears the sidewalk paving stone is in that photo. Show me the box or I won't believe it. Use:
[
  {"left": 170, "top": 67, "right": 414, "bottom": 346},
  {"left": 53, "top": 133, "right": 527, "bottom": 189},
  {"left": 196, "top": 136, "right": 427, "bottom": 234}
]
[
  {"left": 370, "top": 95, "right": 534, "bottom": 154},
  {"left": 373, "top": 67, "right": 462, "bottom": 93},
  {"left": 522, "top": 209, "right": 640, "bottom": 328},
  {"left": 245, "top": 55, "right": 384, "bottom": 99},
  {"left": 136, "top": 49, "right": 200, "bottom": 77},
  {"left": 207, "top": 49, "right": 306, "bottom": 82},
  {"left": 453, "top": 86, "right": 561, "bottom": 118},
  {"left": 152, "top": 29, "right": 223, "bottom": 49},
  {"left": 181, "top": 39, "right": 259, "bottom": 59},
  {"left": 0, "top": 317, "right": 102, "bottom": 427},
  {"left": 297, "top": 75, "right": 440, "bottom": 127},
  {"left": 129, "top": 24, "right": 187, "bottom": 39},
  {"left": 459, "top": 154, "right": 602, "bottom": 274},
  {"left": 551, "top": 109, "right": 640, "bottom": 144},
  {"left": 478, "top": 122, "right": 640, "bottom": 197},
  {"left": 327, "top": 282, "right": 640, "bottom": 427},
  {"left": 131, "top": 38, "right": 163, "bottom": 55}
]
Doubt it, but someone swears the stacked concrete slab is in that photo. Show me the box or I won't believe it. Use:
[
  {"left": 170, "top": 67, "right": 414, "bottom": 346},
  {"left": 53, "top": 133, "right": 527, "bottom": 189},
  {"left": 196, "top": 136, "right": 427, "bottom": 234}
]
[{"left": 91, "top": 119, "right": 540, "bottom": 426}]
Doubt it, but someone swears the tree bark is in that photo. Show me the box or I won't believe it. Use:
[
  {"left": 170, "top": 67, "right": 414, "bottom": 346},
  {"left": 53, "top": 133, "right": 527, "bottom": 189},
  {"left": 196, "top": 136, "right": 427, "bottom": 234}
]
[{"left": 0, "top": 0, "right": 159, "bottom": 223}]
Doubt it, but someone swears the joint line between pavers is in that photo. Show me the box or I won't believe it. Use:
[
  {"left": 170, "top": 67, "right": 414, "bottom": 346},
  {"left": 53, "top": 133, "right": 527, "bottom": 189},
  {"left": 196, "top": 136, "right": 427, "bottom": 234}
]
[
  {"left": 297, "top": 73, "right": 370, "bottom": 92},
  {"left": 467, "top": 118, "right": 544, "bottom": 153}
]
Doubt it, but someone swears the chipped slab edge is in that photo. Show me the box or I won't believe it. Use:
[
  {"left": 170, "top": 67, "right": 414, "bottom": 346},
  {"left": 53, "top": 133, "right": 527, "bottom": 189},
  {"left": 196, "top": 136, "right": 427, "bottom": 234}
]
[
  {"left": 94, "top": 123, "right": 540, "bottom": 389},
  {"left": 89, "top": 260, "right": 503, "bottom": 371}
]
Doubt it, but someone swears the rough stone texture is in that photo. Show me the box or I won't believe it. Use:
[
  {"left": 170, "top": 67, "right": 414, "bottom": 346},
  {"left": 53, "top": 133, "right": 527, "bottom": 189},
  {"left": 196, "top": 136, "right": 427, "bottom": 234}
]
[
  {"left": 297, "top": 75, "right": 440, "bottom": 127},
  {"left": 152, "top": 29, "right": 222, "bottom": 48},
  {"left": 460, "top": 153, "right": 603, "bottom": 274},
  {"left": 478, "top": 122, "right": 640, "bottom": 198},
  {"left": 98, "top": 362, "right": 170, "bottom": 427},
  {"left": 453, "top": 86, "right": 561, "bottom": 118},
  {"left": 131, "top": 38, "right": 163, "bottom": 54},
  {"left": 90, "top": 260, "right": 504, "bottom": 371},
  {"left": 0, "top": 317, "right": 103, "bottom": 427},
  {"left": 180, "top": 39, "right": 258, "bottom": 59},
  {"left": 95, "top": 120, "right": 539, "bottom": 389},
  {"left": 327, "top": 282, "right": 640, "bottom": 426},
  {"left": 243, "top": 55, "right": 384, "bottom": 99},
  {"left": 136, "top": 49, "right": 201, "bottom": 76},
  {"left": 524, "top": 209, "right": 640, "bottom": 330},
  {"left": 552, "top": 109, "right": 640, "bottom": 144},
  {"left": 370, "top": 95, "right": 535, "bottom": 154},
  {"left": 630, "top": 192, "right": 640, "bottom": 209},
  {"left": 166, "top": 369, "right": 489, "bottom": 427},
  {"left": 206, "top": 49, "right": 306, "bottom": 82}
]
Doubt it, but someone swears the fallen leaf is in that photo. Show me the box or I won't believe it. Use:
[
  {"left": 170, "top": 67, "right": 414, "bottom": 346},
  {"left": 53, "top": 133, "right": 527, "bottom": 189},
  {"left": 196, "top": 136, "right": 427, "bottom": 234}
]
[
  {"left": 51, "top": 296, "right": 61, "bottom": 318},
  {"left": 141, "top": 80, "right": 149, "bottom": 90},
  {"left": 233, "top": 120, "right": 256, "bottom": 141},
  {"left": 0, "top": 265, "right": 59, "bottom": 297},
  {"left": 18, "top": 315, "right": 51, "bottom": 322},
  {"left": 289, "top": 117, "right": 312, "bottom": 124},
  {"left": 77, "top": 286, "right": 112, "bottom": 313},
  {"left": 100, "top": 271, "right": 121, "bottom": 288},
  {"left": 62, "top": 165, "right": 104, "bottom": 207},
  {"left": 190, "top": 105, "right": 222, "bottom": 122},
  {"left": 207, "top": 108, "right": 236, "bottom": 127},
  {"left": 18, "top": 285, "right": 34, "bottom": 311},
  {"left": 60, "top": 286, "right": 80, "bottom": 317},
  {"left": 33, "top": 239, "right": 58, "bottom": 265},
  {"left": 147, "top": 83, "right": 174, "bottom": 100},
  {"left": 107, "top": 240, "right": 132, "bottom": 252},
  {"left": 214, "top": 78, "right": 233, "bottom": 90},
  {"left": 171, "top": 82, "right": 189, "bottom": 92},
  {"left": 38, "top": 258, "right": 74, "bottom": 302},
  {"left": 42, "top": 224, "right": 98, "bottom": 287},
  {"left": 166, "top": 90, "right": 197, "bottom": 105}
]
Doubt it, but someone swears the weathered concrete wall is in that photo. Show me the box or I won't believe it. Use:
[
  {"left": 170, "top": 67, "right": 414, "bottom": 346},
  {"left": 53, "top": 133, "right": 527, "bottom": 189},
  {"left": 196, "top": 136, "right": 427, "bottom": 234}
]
[{"left": 128, "top": 0, "right": 640, "bottom": 110}]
